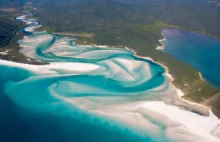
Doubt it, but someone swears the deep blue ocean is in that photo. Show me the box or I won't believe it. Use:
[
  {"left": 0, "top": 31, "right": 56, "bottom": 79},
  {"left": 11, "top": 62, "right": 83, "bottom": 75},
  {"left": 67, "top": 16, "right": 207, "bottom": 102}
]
[{"left": 160, "top": 28, "right": 220, "bottom": 88}]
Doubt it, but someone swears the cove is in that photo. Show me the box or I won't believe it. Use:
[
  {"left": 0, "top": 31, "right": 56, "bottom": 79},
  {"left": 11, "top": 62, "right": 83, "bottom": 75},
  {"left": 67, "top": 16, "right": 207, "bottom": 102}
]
[{"left": 159, "top": 28, "right": 220, "bottom": 89}]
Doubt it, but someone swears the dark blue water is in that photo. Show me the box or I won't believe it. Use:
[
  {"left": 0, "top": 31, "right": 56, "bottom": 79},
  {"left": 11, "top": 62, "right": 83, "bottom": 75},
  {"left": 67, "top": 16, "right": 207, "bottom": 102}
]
[{"left": 160, "top": 28, "right": 220, "bottom": 88}]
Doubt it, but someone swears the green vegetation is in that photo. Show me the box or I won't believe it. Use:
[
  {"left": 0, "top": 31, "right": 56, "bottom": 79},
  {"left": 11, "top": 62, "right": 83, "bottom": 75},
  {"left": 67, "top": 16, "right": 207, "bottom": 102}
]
[
  {"left": 0, "top": 1, "right": 24, "bottom": 48},
  {"left": 0, "top": 9, "right": 25, "bottom": 56},
  {"left": 75, "top": 37, "right": 96, "bottom": 45},
  {"left": 0, "top": 18, "right": 19, "bottom": 48},
  {"left": 36, "top": 26, "right": 56, "bottom": 33},
  {"left": 137, "top": 19, "right": 182, "bottom": 32},
  {"left": 0, "top": 3, "right": 46, "bottom": 64}
]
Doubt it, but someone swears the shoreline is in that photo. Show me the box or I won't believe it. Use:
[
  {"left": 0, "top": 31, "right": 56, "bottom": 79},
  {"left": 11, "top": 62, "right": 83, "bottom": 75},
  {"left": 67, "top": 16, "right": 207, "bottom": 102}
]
[
  {"left": 11, "top": 9, "right": 215, "bottom": 117},
  {"left": 52, "top": 32, "right": 95, "bottom": 38},
  {"left": 199, "top": 72, "right": 205, "bottom": 82},
  {"left": 16, "top": 8, "right": 216, "bottom": 118},
  {"left": 5, "top": 10, "right": 214, "bottom": 118},
  {"left": 121, "top": 45, "right": 212, "bottom": 117},
  {"left": 2, "top": 37, "right": 212, "bottom": 118}
]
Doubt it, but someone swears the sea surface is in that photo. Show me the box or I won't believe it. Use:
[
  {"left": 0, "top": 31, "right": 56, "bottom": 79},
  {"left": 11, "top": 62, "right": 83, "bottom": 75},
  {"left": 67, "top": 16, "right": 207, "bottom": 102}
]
[
  {"left": 0, "top": 12, "right": 219, "bottom": 142},
  {"left": 159, "top": 28, "right": 220, "bottom": 89}
]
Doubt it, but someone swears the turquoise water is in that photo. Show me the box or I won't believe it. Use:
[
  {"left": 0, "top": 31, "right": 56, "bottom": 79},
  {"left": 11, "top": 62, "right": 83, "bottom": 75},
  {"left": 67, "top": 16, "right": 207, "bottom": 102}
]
[
  {"left": 159, "top": 28, "right": 220, "bottom": 88},
  {"left": 0, "top": 13, "right": 219, "bottom": 142},
  {"left": 0, "top": 62, "right": 165, "bottom": 142},
  {"left": 0, "top": 13, "right": 168, "bottom": 142}
]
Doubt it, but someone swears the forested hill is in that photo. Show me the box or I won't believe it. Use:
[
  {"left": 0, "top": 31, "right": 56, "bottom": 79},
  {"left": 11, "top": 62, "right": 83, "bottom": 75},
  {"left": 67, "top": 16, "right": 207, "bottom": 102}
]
[
  {"left": 32, "top": 0, "right": 220, "bottom": 37},
  {"left": 0, "top": 0, "right": 24, "bottom": 48}
]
